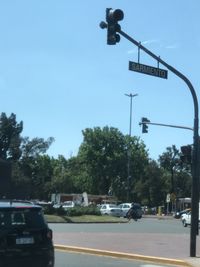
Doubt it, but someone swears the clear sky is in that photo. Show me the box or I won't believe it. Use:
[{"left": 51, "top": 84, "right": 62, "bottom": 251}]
[{"left": 0, "top": 1, "right": 199, "bottom": 160}]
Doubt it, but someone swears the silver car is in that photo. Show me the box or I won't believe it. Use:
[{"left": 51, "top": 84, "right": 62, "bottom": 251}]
[
  {"left": 100, "top": 204, "right": 121, "bottom": 217},
  {"left": 118, "top": 203, "right": 132, "bottom": 217}
]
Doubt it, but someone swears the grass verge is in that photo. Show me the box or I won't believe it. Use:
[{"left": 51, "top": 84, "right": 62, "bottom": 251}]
[{"left": 45, "top": 214, "right": 128, "bottom": 223}]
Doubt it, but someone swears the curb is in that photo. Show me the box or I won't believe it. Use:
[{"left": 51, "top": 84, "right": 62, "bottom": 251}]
[{"left": 55, "top": 244, "right": 191, "bottom": 267}]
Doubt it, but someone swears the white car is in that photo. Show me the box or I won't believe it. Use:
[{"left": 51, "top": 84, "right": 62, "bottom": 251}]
[
  {"left": 181, "top": 211, "right": 200, "bottom": 227},
  {"left": 62, "top": 201, "right": 75, "bottom": 210},
  {"left": 100, "top": 204, "right": 121, "bottom": 217},
  {"left": 181, "top": 211, "right": 191, "bottom": 227},
  {"left": 118, "top": 203, "right": 132, "bottom": 217}
]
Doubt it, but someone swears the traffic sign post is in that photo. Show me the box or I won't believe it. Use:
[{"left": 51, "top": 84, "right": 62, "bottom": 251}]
[{"left": 100, "top": 8, "right": 200, "bottom": 257}]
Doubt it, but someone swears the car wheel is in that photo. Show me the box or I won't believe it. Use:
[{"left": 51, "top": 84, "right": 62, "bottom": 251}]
[{"left": 182, "top": 219, "right": 187, "bottom": 227}]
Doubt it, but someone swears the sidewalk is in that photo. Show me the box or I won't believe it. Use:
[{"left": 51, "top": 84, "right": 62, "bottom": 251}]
[{"left": 53, "top": 220, "right": 200, "bottom": 267}]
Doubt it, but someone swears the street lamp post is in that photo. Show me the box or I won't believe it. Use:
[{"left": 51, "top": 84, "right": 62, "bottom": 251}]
[{"left": 125, "top": 93, "right": 138, "bottom": 202}]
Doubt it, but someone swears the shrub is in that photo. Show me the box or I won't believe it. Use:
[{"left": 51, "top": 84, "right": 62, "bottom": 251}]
[
  {"left": 44, "top": 204, "right": 101, "bottom": 217},
  {"left": 42, "top": 204, "right": 55, "bottom": 215},
  {"left": 55, "top": 206, "right": 66, "bottom": 216},
  {"left": 66, "top": 205, "right": 101, "bottom": 216}
]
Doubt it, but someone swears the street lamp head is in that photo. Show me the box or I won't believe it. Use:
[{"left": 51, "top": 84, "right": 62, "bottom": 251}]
[
  {"left": 131, "top": 93, "right": 138, "bottom": 97},
  {"left": 124, "top": 93, "right": 138, "bottom": 98}
]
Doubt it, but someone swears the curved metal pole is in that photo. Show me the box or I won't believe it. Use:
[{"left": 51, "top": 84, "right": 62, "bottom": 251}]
[{"left": 119, "top": 29, "right": 199, "bottom": 257}]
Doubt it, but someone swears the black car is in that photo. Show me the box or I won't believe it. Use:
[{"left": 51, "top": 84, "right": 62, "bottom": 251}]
[{"left": 0, "top": 200, "right": 54, "bottom": 267}]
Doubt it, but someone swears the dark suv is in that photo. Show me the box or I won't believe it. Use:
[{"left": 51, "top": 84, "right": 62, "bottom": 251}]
[{"left": 0, "top": 200, "right": 54, "bottom": 267}]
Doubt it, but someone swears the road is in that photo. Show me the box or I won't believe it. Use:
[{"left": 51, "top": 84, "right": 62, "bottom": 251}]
[
  {"left": 55, "top": 250, "right": 180, "bottom": 267},
  {"left": 50, "top": 217, "right": 200, "bottom": 266},
  {"left": 50, "top": 217, "right": 189, "bottom": 234}
]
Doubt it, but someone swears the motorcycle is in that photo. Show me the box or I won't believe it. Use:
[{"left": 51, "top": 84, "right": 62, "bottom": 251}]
[{"left": 126, "top": 208, "right": 138, "bottom": 221}]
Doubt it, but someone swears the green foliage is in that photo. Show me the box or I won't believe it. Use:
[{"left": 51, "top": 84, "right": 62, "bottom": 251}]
[
  {"left": 43, "top": 205, "right": 66, "bottom": 216},
  {"left": 77, "top": 126, "right": 149, "bottom": 202},
  {"left": 42, "top": 204, "right": 55, "bottom": 215},
  {"left": 0, "top": 112, "right": 23, "bottom": 160},
  {"left": 43, "top": 205, "right": 101, "bottom": 217},
  {"left": 11, "top": 137, "right": 55, "bottom": 199},
  {"left": 21, "top": 137, "right": 54, "bottom": 158},
  {"left": 158, "top": 145, "right": 192, "bottom": 197},
  {"left": 0, "top": 111, "right": 192, "bottom": 208},
  {"left": 135, "top": 160, "right": 167, "bottom": 207},
  {"left": 66, "top": 206, "right": 101, "bottom": 216}
]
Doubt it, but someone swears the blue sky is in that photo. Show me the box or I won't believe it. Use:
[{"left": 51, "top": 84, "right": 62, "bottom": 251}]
[{"left": 0, "top": 1, "right": 199, "bottom": 160}]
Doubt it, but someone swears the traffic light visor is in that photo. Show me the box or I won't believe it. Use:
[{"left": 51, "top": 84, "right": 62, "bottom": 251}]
[{"left": 107, "top": 9, "right": 124, "bottom": 22}]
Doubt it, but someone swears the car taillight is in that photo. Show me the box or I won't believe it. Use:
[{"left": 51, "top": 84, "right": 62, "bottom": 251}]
[{"left": 47, "top": 229, "right": 53, "bottom": 240}]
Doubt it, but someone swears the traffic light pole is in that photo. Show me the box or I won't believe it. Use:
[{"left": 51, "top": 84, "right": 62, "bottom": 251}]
[{"left": 118, "top": 29, "right": 200, "bottom": 257}]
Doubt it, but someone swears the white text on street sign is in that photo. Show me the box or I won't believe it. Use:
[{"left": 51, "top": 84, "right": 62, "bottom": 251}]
[{"left": 129, "top": 61, "right": 168, "bottom": 79}]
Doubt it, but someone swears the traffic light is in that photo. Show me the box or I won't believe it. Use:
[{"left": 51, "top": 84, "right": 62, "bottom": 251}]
[
  {"left": 180, "top": 145, "right": 192, "bottom": 164},
  {"left": 141, "top": 117, "right": 150, "bottom": 133},
  {"left": 106, "top": 8, "right": 124, "bottom": 45}
]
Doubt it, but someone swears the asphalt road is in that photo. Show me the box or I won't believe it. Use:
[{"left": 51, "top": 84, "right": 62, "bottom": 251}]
[
  {"left": 50, "top": 217, "right": 200, "bottom": 266},
  {"left": 55, "top": 250, "right": 180, "bottom": 267},
  {"left": 50, "top": 217, "right": 189, "bottom": 234}
]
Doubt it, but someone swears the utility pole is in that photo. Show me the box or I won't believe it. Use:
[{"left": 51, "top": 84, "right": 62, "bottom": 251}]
[{"left": 125, "top": 93, "right": 138, "bottom": 202}]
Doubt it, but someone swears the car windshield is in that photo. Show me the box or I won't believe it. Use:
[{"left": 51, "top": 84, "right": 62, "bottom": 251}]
[{"left": 0, "top": 208, "right": 47, "bottom": 229}]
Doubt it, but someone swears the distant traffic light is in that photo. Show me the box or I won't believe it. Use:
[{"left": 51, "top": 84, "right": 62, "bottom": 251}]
[
  {"left": 106, "top": 8, "right": 124, "bottom": 45},
  {"left": 141, "top": 117, "right": 150, "bottom": 133},
  {"left": 180, "top": 145, "right": 192, "bottom": 164}
]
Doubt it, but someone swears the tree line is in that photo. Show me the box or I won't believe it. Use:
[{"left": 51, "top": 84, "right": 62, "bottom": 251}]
[{"left": 0, "top": 112, "right": 192, "bottom": 207}]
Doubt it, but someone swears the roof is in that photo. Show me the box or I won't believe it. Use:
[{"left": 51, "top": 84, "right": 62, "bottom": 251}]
[{"left": 0, "top": 199, "right": 42, "bottom": 209}]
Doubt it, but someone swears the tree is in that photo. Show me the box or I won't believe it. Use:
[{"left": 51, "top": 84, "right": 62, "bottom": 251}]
[
  {"left": 11, "top": 136, "right": 54, "bottom": 199},
  {"left": 50, "top": 155, "right": 76, "bottom": 194},
  {"left": 158, "top": 145, "right": 192, "bottom": 205},
  {"left": 125, "top": 134, "right": 149, "bottom": 202},
  {"left": 77, "top": 126, "right": 149, "bottom": 202},
  {"left": 0, "top": 113, "right": 23, "bottom": 160},
  {"left": 78, "top": 126, "right": 127, "bottom": 196},
  {"left": 21, "top": 137, "right": 54, "bottom": 158},
  {"left": 135, "top": 160, "right": 167, "bottom": 207},
  {"left": 158, "top": 145, "right": 180, "bottom": 193}
]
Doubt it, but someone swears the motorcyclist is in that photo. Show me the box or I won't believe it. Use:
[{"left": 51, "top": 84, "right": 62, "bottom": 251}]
[{"left": 127, "top": 202, "right": 138, "bottom": 221}]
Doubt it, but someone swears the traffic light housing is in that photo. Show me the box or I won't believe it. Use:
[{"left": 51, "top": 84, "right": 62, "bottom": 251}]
[
  {"left": 106, "top": 8, "right": 124, "bottom": 45},
  {"left": 180, "top": 145, "right": 192, "bottom": 164},
  {"left": 141, "top": 117, "right": 150, "bottom": 133}
]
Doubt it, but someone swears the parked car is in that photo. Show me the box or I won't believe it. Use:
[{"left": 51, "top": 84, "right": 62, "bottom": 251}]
[
  {"left": 0, "top": 199, "right": 54, "bottom": 267},
  {"left": 53, "top": 203, "right": 63, "bottom": 209},
  {"left": 174, "top": 208, "right": 191, "bottom": 219},
  {"left": 118, "top": 203, "right": 132, "bottom": 217},
  {"left": 100, "top": 204, "right": 121, "bottom": 217},
  {"left": 62, "top": 201, "right": 75, "bottom": 210}
]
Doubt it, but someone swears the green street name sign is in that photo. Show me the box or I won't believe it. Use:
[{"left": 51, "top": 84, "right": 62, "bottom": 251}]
[{"left": 129, "top": 61, "right": 168, "bottom": 79}]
